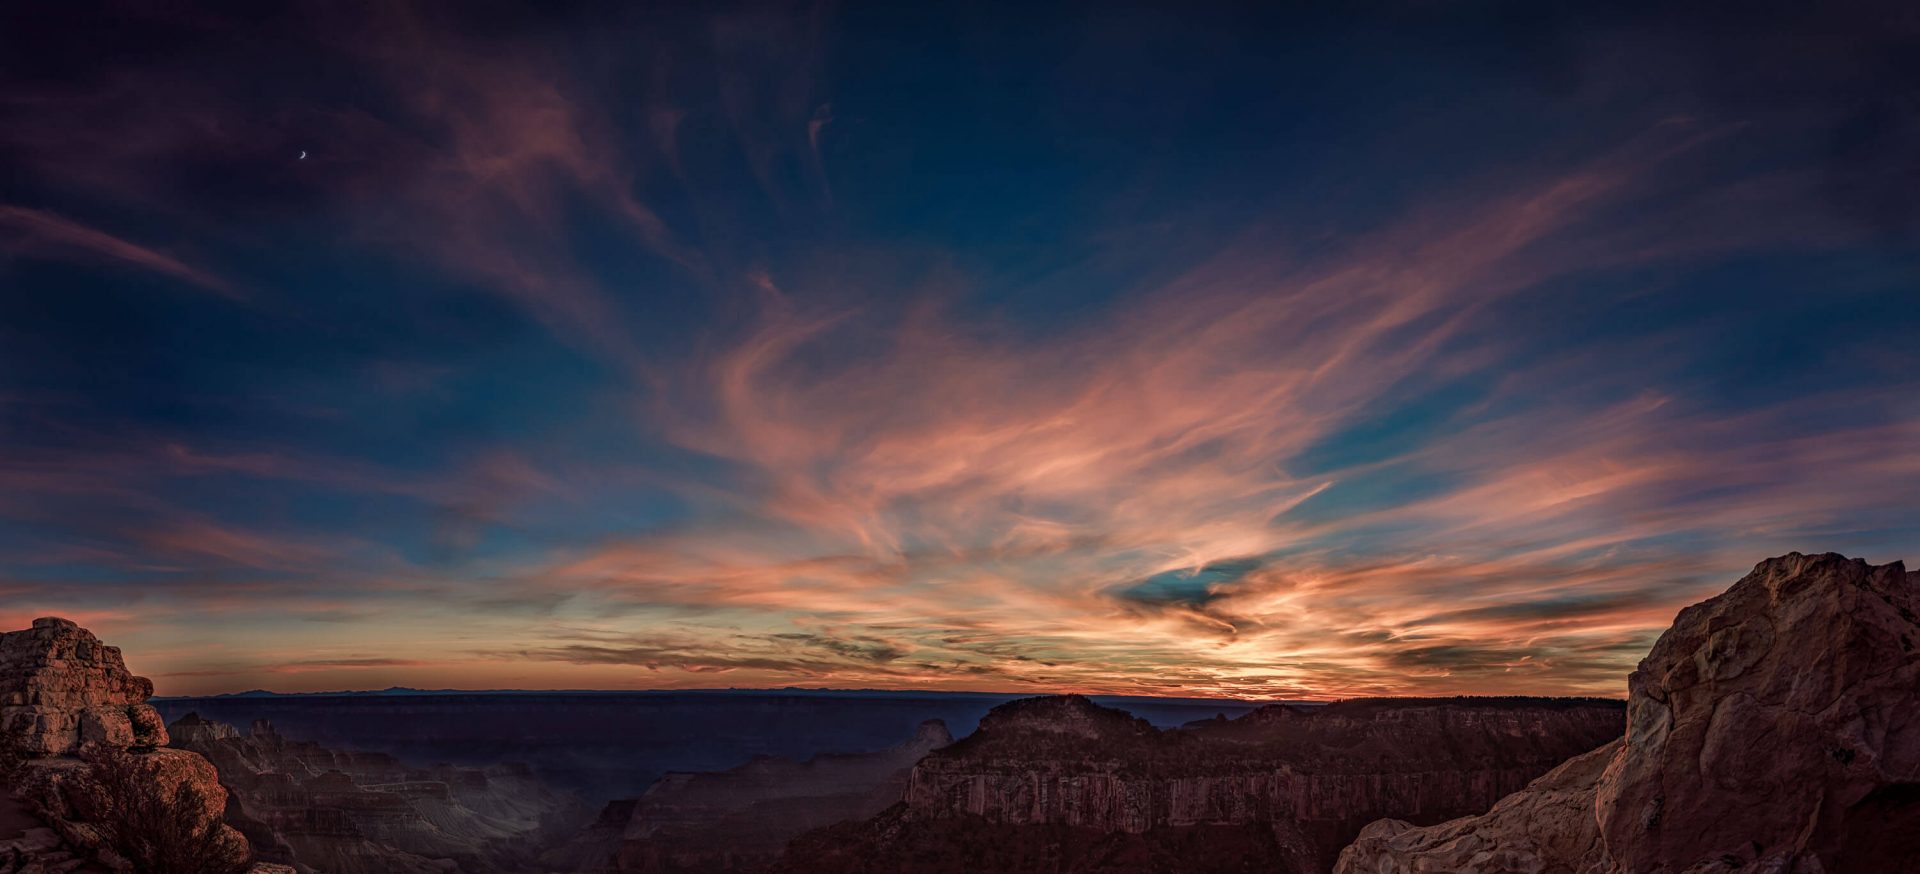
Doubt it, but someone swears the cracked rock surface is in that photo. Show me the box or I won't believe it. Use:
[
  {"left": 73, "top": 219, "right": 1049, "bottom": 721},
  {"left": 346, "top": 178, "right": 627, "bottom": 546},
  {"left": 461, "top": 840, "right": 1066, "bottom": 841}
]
[
  {"left": 1336, "top": 552, "right": 1920, "bottom": 874},
  {"left": 0, "top": 618, "right": 167, "bottom": 757}
]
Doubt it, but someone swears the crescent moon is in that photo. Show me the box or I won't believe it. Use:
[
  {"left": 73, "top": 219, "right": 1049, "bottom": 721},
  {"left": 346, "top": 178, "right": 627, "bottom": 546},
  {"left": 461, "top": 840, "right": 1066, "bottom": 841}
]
[{"left": 298, "top": 150, "right": 307, "bottom": 160}]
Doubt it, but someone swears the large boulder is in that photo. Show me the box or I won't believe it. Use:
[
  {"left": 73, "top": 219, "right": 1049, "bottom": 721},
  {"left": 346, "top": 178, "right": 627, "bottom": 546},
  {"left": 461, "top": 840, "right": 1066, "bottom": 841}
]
[
  {"left": 0, "top": 617, "right": 168, "bottom": 755},
  {"left": 0, "top": 618, "right": 264, "bottom": 873},
  {"left": 1335, "top": 552, "right": 1920, "bottom": 874}
]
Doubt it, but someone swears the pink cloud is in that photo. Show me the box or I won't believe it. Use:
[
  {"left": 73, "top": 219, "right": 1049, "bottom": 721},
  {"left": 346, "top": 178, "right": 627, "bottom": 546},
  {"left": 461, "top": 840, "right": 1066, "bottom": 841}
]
[{"left": 0, "top": 205, "right": 237, "bottom": 298}]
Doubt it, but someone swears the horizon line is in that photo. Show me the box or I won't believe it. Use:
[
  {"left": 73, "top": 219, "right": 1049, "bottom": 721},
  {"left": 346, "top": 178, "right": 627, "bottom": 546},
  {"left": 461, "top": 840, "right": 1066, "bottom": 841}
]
[{"left": 150, "top": 685, "right": 1629, "bottom": 703}]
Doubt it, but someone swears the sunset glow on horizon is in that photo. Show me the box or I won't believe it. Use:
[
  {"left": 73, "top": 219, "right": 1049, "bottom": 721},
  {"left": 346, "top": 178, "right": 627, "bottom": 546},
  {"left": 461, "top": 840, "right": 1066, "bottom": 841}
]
[{"left": 3, "top": 3, "right": 1916, "bottom": 698}]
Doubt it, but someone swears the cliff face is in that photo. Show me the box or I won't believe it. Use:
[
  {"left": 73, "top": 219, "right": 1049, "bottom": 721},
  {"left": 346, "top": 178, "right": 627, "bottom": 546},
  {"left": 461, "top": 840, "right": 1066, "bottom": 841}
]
[
  {"left": 782, "top": 695, "right": 1624, "bottom": 873},
  {"left": 546, "top": 719, "right": 954, "bottom": 873},
  {"left": 0, "top": 618, "right": 283, "bottom": 873},
  {"left": 148, "top": 692, "right": 1109, "bottom": 804},
  {"left": 167, "top": 713, "right": 589, "bottom": 873},
  {"left": 1335, "top": 552, "right": 1920, "bottom": 874}
]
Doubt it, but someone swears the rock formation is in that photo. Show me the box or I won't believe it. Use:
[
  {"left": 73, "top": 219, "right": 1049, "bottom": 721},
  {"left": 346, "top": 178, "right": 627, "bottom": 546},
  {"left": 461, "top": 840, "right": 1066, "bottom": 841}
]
[
  {"left": 778, "top": 694, "right": 1625, "bottom": 873},
  {"left": 548, "top": 719, "right": 954, "bottom": 873},
  {"left": 167, "top": 713, "right": 590, "bottom": 873},
  {"left": 1335, "top": 552, "right": 1920, "bottom": 874},
  {"left": 0, "top": 617, "right": 287, "bottom": 873},
  {"left": 0, "top": 618, "right": 168, "bottom": 757}
]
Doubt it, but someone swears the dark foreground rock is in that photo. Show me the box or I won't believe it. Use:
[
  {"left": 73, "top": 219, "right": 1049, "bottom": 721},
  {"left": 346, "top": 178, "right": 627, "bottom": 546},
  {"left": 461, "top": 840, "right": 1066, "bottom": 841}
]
[{"left": 1335, "top": 552, "right": 1920, "bottom": 874}]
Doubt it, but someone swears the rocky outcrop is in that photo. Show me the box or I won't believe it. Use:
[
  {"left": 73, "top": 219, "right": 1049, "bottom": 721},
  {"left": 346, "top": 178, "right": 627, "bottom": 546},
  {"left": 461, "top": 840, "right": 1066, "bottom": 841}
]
[
  {"left": 0, "top": 619, "right": 167, "bottom": 757},
  {"left": 0, "top": 617, "right": 273, "bottom": 873},
  {"left": 1335, "top": 552, "right": 1920, "bottom": 874},
  {"left": 168, "top": 713, "right": 589, "bottom": 873},
  {"left": 780, "top": 695, "right": 1625, "bottom": 873},
  {"left": 549, "top": 719, "right": 954, "bottom": 873},
  {"left": 1336, "top": 739, "right": 1620, "bottom": 874},
  {"left": 169, "top": 713, "right": 241, "bottom": 746}
]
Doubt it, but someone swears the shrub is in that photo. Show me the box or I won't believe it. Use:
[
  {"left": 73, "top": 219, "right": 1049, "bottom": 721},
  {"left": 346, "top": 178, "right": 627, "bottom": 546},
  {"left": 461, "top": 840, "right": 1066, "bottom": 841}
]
[
  {"left": 74, "top": 747, "right": 252, "bottom": 874},
  {"left": 0, "top": 715, "right": 27, "bottom": 783}
]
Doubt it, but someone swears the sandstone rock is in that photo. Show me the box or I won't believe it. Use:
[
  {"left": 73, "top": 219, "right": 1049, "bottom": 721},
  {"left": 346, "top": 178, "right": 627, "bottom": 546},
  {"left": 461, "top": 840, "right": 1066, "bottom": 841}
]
[
  {"left": 137, "top": 748, "right": 231, "bottom": 824},
  {"left": 0, "top": 618, "right": 167, "bottom": 756},
  {"left": 75, "top": 710, "right": 130, "bottom": 749},
  {"left": 0, "top": 619, "right": 254, "bottom": 873},
  {"left": 1335, "top": 552, "right": 1920, "bottom": 874},
  {"left": 125, "top": 706, "right": 167, "bottom": 749},
  {"left": 1337, "top": 740, "right": 1616, "bottom": 874},
  {"left": 19, "top": 748, "right": 233, "bottom": 839}
]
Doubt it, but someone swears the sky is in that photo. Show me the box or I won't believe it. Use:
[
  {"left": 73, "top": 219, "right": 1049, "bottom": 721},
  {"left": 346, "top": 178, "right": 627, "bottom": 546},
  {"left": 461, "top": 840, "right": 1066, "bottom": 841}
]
[{"left": 2, "top": 1, "right": 1917, "bottom": 699}]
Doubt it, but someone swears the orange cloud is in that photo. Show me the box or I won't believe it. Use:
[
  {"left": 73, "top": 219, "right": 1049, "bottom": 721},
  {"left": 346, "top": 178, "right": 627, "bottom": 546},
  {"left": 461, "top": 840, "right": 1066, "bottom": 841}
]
[
  {"left": 441, "top": 126, "right": 1913, "bottom": 700},
  {"left": 4, "top": 92, "right": 1908, "bottom": 699}
]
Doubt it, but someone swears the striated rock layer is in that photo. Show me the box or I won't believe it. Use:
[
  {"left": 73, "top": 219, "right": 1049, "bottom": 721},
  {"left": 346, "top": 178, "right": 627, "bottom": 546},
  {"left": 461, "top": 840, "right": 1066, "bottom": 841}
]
[
  {"left": 780, "top": 694, "right": 1625, "bottom": 873},
  {"left": 168, "top": 713, "right": 589, "bottom": 873},
  {"left": 1335, "top": 552, "right": 1920, "bottom": 874},
  {"left": 0, "top": 618, "right": 167, "bottom": 757}
]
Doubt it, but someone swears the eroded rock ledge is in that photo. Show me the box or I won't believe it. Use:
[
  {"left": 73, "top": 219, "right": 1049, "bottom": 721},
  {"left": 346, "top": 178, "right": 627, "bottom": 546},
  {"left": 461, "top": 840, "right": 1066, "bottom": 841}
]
[
  {"left": 1335, "top": 552, "right": 1920, "bottom": 874},
  {"left": 0, "top": 618, "right": 167, "bottom": 757}
]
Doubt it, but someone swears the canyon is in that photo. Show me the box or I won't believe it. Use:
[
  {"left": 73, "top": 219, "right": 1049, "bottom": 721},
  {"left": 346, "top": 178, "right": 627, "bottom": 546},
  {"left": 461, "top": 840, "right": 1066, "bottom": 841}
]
[
  {"left": 165, "top": 712, "right": 589, "bottom": 874},
  {"left": 775, "top": 695, "right": 1625, "bottom": 873},
  {"left": 149, "top": 692, "right": 1258, "bottom": 804},
  {"left": 5, "top": 551, "right": 1915, "bottom": 873}
]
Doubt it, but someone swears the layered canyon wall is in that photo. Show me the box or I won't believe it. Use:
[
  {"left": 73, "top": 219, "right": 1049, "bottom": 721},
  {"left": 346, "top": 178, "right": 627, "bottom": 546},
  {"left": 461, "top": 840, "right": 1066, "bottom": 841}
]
[{"left": 782, "top": 694, "right": 1624, "bottom": 872}]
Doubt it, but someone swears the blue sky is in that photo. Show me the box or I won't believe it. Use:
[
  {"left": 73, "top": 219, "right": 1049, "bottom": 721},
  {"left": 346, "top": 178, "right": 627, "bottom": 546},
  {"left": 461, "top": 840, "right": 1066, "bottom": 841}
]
[{"left": 1, "top": 0, "right": 1916, "bottom": 696}]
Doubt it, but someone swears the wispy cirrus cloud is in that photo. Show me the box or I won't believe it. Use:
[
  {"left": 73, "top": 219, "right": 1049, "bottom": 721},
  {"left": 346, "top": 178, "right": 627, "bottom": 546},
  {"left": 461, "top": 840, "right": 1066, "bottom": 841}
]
[
  {"left": 0, "top": 205, "right": 237, "bottom": 298},
  {"left": 160, "top": 657, "right": 434, "bottom": 678},
  {"left": 439, "top": 127, "right": 1917, "bottom": 699},
  {"left": 0, "top": 3, "right": 1913, "bottom": 699}
]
